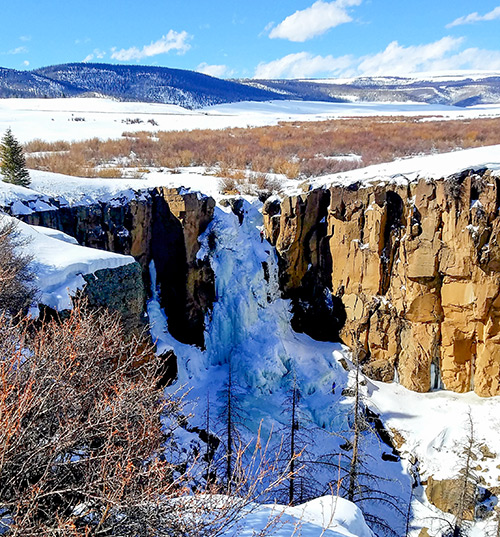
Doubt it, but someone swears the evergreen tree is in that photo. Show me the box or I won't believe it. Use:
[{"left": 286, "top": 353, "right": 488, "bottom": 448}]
[{"left": 0, "top": 128, "right": 30, "bottom": 187}]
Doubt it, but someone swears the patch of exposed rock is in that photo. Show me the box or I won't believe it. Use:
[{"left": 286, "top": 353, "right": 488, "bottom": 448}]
[
  {"left": 81, "top": 263, "right": 146, "bottom": 334},
  {"left": 425, "top": 475, "right": 475, "bottom": 522},
  {"left": 264, "top": 170, "right": 500, "bottom": 396}
]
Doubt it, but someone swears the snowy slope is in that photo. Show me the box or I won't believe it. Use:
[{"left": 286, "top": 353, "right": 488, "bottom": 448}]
[
  {"left": 230, "top": 496, "right": 375, "bottom": 537},
  {"left": 0, "top": 214, "right": 135, "bottom": 311},
  {"left": 306, "top": 144, "right": 500, "bottom": 192}
]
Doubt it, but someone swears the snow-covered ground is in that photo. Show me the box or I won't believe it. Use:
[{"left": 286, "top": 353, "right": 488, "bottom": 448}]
[
  {"left": 231, "top": 496, "right": 375, "bottom": 536},
  {"left": 2, "top": 97, "right": 500, "bottom": 143},
  {"left": 306, "top": 144, "right": 500, "bottom": 192}
]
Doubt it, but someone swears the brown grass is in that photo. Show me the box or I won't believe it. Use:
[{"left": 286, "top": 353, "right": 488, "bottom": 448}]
[{"left": 24, "top": 116, "right": 500, "bottom": 180}]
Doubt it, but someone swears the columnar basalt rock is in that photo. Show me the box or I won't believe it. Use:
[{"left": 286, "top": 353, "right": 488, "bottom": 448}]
[
  {"left": 10, "top": 187, "right": 215, "bottom": 347},
  {"left": 264, "top": 171, "right": 500, "bottom": 397},
  {"left": 151, "top": 188, "right": 215, "bottom": 347},
  {"left": 263, "top": 188, "right": 347, "bottom": 341}
]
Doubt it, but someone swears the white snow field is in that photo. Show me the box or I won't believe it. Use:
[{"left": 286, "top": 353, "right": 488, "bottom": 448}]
[
  {"left": 307, "top": 143, "right": 500, "bottom": 192},
  {"left": 1, "top": 96, "right": 500, "bottom": 143},
  {"left": 3, "top": 111, "right": 500, "bottom": 534}
]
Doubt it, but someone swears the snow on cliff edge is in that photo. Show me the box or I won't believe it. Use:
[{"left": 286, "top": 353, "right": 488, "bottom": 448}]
[
  {"left": 307, "top": 144, "right": 500, "bottom": 192},
  {"left": 0, "top": 214, "right": 135, "bottom": 312}
]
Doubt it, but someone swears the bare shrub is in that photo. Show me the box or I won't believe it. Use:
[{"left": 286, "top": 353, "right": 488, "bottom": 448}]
[
  {"left": 0, "top": 304, "right": 187, "bottom": 535},
  {"left": 272, "top": 158, "right": 300, "bottom": 179},
  {"left": 0, "top": 219, "right": 36, "bottom": 316},
  {"left": 24, "top": 139, "right": 70, "bottom": 153},
  {"left": 24, "top": 116, "right": 500, "bottom": 181},
  {"left": 218, "top": 175, "right": 239, "bottom": 195},
  {"left": 96, "top": 167, "right": 123, "bottom": 178}
]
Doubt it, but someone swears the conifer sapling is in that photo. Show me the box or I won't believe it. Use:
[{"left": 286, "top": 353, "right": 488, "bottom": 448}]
[{"left": 0, "top": 128, "right": 30, "bottom": 187}]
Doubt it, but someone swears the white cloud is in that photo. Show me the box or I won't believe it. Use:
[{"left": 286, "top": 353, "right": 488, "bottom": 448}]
[
  {"left": 111, "top": 31, "right": 191, "bottom": 61},
  {"left": 254, "top": 52, "right": 353, "bottom": 79},
  {"left": 254, "top": 37, "right": 500, "bottom": 79},
  {"left": 356, "top": 37, "right": 464, "bottom": 76},
  {"left": 83, "top": 49, "right": 106, "bottom": 63},
  {"left": 425, "top": 47, "right": 500, "bottom": 72},
  {"left": 269, "top": 0, "right": 362, "bottom": 42},
  {"left": 8, "top": 46, "right": 28, "bottom": 55},
  {"left": 447, "top": 6, "right": 500, "bottom": 28},
  {"left": 196, "top": 63, "right": 233, "bottom": 78},
  {"left": 22, "top": 60, "right": 29, "bottom": 66},
  {"left": 19, "top": 35, "right": 31, "bottom": 42}
]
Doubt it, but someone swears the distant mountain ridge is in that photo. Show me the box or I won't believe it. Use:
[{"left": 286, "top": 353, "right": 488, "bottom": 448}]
[
  {"left": 241, "top": 72, "right": 500, "bottom": 107},
  {"left": 2, "top": 63, "right": 500, "bottom": 108},
  {"left": 0, "top": 63, "right": 284, "bottom": 108},
  {"left": 0, "top": 67, "right": 80, "bottom": 98}
]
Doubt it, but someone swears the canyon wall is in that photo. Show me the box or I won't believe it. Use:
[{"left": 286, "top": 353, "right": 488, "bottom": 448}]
[
  {"left": 264, "top": 170, "right": 500, "bottom": 397},
  {"left": 8, "top": 187, "right": 215, "bottom": 346},
  {"left": 7, "top": 171, "right": 500, "bottom": 396}
]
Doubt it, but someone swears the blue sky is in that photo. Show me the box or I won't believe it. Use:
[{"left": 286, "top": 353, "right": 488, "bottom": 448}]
[{"left": 2, "top": 1, "right": 500, "bottom": 79}]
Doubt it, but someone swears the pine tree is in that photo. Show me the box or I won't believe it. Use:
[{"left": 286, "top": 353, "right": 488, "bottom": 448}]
[{"left": 0, "top": 128, "right": 30, "bottom": 187}]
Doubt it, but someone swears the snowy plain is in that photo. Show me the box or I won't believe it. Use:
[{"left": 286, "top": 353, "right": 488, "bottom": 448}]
[
  {"left": 1, "top": 96, "right": 500, "bottom": 143},
  {"left": 3, "top": 96, "right": 500, "bottom": 535}
]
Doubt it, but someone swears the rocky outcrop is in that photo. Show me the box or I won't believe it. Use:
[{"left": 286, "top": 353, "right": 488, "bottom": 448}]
[
  {"left": 425, "top": 475, "right": 475, "bottom": 521},
  {"left": 264, "top": 170, "right": 500, "bottom": 396},
  {"left": 81, "top": 263, "right": 146, "bottom": 334},
  {"left": 10, "top": 187, "right": 215, "bottom": 347},
  {"left": 262, "top": 190, "right": 346, "bottom": 341},
  {"left": 149, "top": 188, "right": 215, "bottom": 347}
]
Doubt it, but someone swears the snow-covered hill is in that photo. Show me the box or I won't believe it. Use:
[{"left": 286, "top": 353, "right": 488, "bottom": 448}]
[
  {"left": 1, "top": 63, "right": 282, "bottom": 108},
  {"left": 243, "top": 71, "right": 500, "bottom": 107}
]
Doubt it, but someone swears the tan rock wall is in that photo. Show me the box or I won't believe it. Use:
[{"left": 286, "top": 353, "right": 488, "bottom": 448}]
[{"left": 265, "top": 171, "right": 500, "bottom": 396}]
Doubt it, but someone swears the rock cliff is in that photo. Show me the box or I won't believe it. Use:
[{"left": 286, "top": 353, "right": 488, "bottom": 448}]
[
  {"left": 8, "top": 187, "right": 215, "bottom": 347},
  {"left": 264, "top": 170, "right": 500, "bottom": 397}
]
